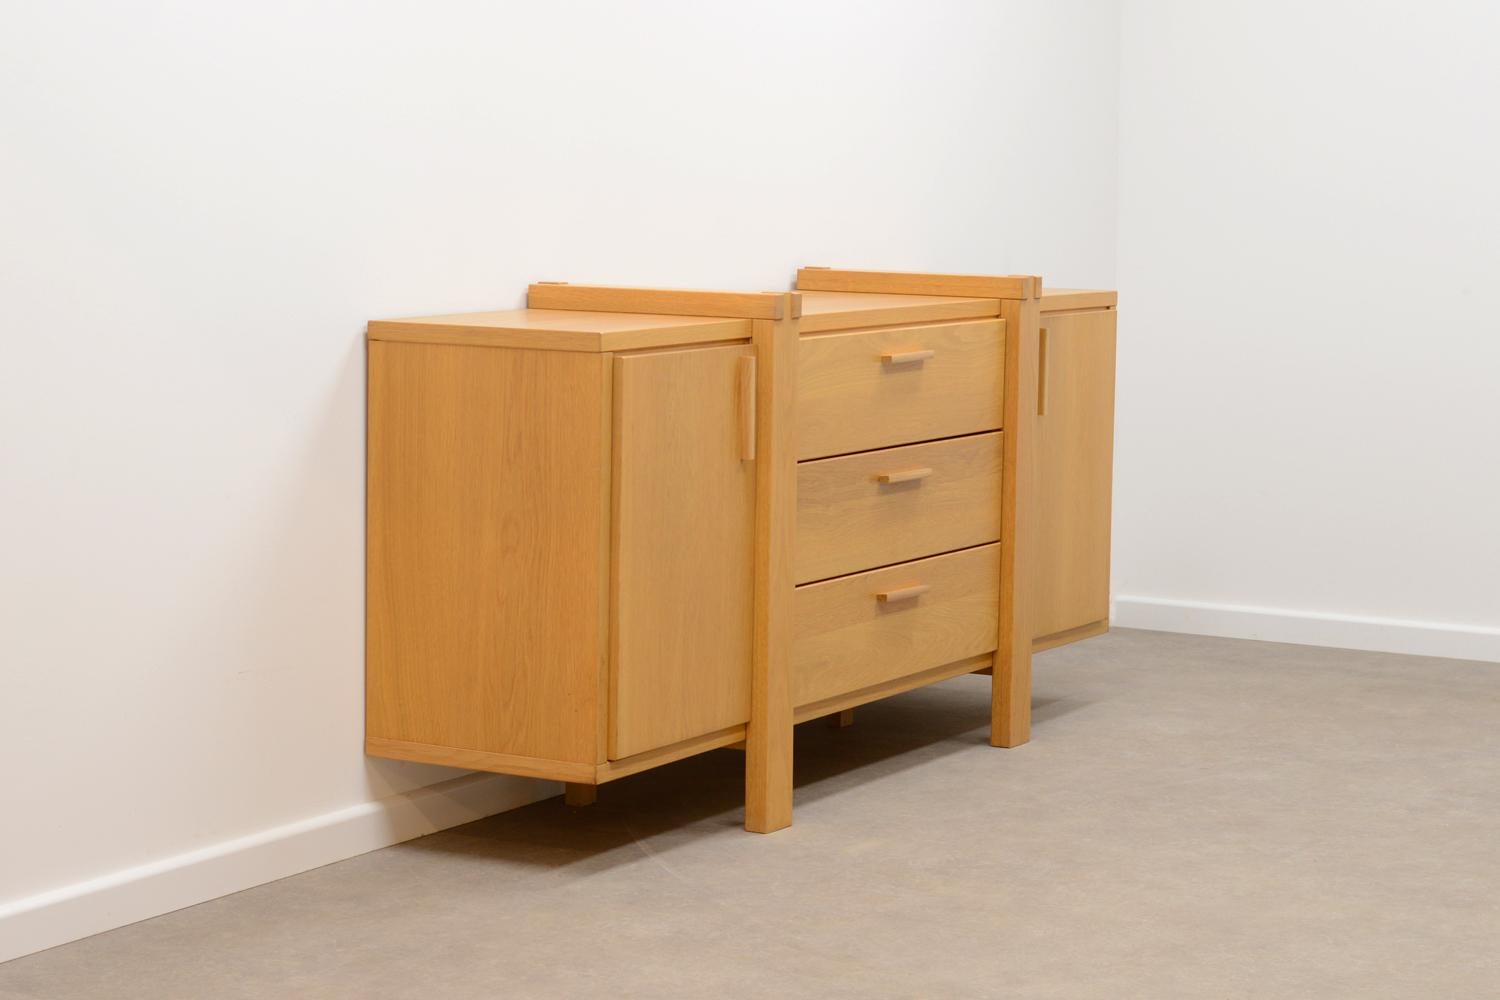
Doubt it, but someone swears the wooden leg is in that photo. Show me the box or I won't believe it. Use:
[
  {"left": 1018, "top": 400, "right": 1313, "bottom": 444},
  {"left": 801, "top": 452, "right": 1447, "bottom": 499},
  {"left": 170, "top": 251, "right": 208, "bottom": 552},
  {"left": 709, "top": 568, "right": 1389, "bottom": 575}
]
[
  {"left": 745, "top": 305, "right": 797, "bottom": 834},
  {"left": 992, "top": 294, "right": 1039, "bottom": 749},
  {"left": 991, "top": 647, "right": 1032, "bottom": 747},
  {"left": 563, "top": 783, "right": 597, "bottom": 807},
  {"left": 828, "top": 708, "right": 854, "bottom": 728}
]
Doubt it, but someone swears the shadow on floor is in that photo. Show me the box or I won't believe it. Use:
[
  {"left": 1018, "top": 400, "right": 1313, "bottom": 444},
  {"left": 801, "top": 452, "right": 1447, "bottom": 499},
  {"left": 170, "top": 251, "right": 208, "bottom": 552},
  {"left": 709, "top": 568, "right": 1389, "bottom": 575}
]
[{"left": 401, "top": 676, "right": 1089, "bottom": 872}]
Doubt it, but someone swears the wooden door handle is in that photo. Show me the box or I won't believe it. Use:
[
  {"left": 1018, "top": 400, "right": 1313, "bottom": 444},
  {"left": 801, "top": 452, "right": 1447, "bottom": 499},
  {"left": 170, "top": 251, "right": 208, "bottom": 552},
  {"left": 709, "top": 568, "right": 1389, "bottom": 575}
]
[
  {"left": 875, "top": 583, "right": 930, "bottom": 603},
  {"left": 1037, "top": 327, "right": 1049, "bottom": 416},
  {"left": 876, "top": 467, "right": 933, "bottom": 484},
  {"left": 738, "top": 355, "right": 756, "bottom": 461},
  {"left": 880, "top": 349, "right": 935, "bottom": 365}
]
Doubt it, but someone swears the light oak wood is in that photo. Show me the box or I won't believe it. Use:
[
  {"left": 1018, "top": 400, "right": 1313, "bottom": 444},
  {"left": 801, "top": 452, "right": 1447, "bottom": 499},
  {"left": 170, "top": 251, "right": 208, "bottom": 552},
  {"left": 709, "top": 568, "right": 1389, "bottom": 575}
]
[
  {"left": 798, "top": 290, "right": 1000, "bottom": 333},
  {"left": 876, "top": 467, "right": 933, "bottom": 484},
  {"left": 366, "top": 272, "right": 1116, "bottom": 832},
  {"left": 529, "top": 282, "right": 799, "bottom": 320},
  {"left": 1033, "top": 309, "right": 1117, "bottom": 641},
  {"left": 993, "top": 297, "right": 1042, "bottom": 748},
  {"left": 793, "top": 544, "right": 1000, "bottom": 708},
  {"left": 793, "top": 653, "right": 993, "bottom": 724},
  {"left": 369, "top": 309, "right": 751, "bottom": 353},
  {"left": 797, "top": 318, "right": 1005, "bottom": 460},
  {"left": 876, "top": 583, "right": 932, "bottom": 603},
  {"left": 365, "top": 737, "right": 597, "bottom": 783},
  {"left": 367, "top": 342, "right": 610, "bottom": 765},
  {"left": 596, "top": 725, "right": 747, "bottom": 783},
  {"left": 1040, "top": 289, "right": 1119, "bottom": 312},
  {"left": 830, "top": 709, "right": 855, "bottom": 728},
  {"left": 746, "top": 301, "right": 799, "bottom": 833},
  {"left": 564, "top": 783, "right": 597, "bottom": 806},
  {"left": 881, "top": 348, "right": 936, "bottom": 365},
  {"left": 738, "top": 355, "right": 757, "bottom": 460},
  {"left": 610, "top": 345, "right": 756, "bottom": 759},
  {"left": 798, "top": 267, "right": 1041, "bottom": 300},
  {"left": 1037, "top": 326, "right": 1050, "bottom": 416},
  {"left": 795, "top": 432, "right": 1003, "bottom": 584},
  {"left": 1034, "top": 618, "right": 1109, "bottom": 652}
]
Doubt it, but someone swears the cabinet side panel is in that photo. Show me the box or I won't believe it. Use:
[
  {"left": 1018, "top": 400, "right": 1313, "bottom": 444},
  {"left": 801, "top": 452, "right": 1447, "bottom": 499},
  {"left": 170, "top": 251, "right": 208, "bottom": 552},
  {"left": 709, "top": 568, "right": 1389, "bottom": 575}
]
[
  {"left": 367, "top": 341, "right": 608, "bottom": 765},
  {"left": 1033, "top": 310, "right": 1117, "bottom": 639},
  {"left": 611, "top": 345, "right": 756, "bottom": 759}
]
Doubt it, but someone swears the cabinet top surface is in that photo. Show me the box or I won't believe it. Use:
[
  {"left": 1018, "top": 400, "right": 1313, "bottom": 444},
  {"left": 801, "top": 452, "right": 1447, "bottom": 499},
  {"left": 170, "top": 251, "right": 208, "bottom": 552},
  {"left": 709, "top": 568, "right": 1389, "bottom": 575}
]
[
  {"left": 799, "top": 287, "right": 1116, "bottom": 331},
  {"left": 798, "top": 290, "right": 1002, "bottom": 332},
  {"left": 367, "top": 308, "right": 752, "bottom": 352},
  {"left": 1040, "top": 287, "right": 1118, "bottom": 312}
]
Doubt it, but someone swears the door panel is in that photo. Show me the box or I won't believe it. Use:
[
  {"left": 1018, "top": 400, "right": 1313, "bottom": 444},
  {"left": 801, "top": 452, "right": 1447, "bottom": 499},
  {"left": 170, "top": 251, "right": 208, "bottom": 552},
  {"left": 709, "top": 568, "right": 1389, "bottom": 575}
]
[
  {"left": 611, "top": 345, "right": 756, "bottom": 758},
  {"left": 1033, "top": 310, "right": 1117, "bottom": 642}
]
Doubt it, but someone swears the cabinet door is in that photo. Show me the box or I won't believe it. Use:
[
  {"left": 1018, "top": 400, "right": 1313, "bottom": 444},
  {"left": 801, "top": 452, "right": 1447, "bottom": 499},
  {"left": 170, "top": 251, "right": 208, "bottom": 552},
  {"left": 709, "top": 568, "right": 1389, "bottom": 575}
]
[
  {"left": 1033, "top": 310, "right": 1117, "bottom": 643},
  {"left": 611, "top": 344, "right": 757, "bottom": 758}
]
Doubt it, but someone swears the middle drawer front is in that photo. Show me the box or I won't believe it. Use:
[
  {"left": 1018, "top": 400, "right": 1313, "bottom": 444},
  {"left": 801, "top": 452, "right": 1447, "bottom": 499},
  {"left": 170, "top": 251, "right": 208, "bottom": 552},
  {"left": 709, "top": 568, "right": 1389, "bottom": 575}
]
[
  {"left": 793, "top": 544, "right": 1000, "bottom": 708},
  {"left": 795, "top": 432, "right": 1003, "bottom": 584},
  {"left": 796, "top": 318, "right": 1004, "bottom": 460}
]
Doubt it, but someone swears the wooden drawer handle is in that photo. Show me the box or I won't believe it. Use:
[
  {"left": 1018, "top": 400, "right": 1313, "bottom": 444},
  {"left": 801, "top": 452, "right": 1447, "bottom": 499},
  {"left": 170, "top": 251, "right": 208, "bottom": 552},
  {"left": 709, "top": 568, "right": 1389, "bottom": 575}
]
[
  {"left": 738, "top": 354, "right": 756, "bottom": 461},
  {"left": 880, "top": 349, "right": 935, "bottom": 366},
  {"left": 1037, "top": 326, "right": 1049, "bottom": 416},
  {"left": 876, "top": 467, "right": 933, "bottom": 484},
  {"left": 875, "top": 583, "right": 930, "bottom": 603}
]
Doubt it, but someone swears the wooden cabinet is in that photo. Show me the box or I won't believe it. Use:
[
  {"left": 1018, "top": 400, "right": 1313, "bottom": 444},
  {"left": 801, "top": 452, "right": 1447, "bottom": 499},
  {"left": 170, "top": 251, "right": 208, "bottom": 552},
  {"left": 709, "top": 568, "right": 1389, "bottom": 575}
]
[
  {"left": 365, "top": 270, "right": 1116, "bottom": 832},
  {"left": 1033, "top": 301, "right": 1118, "bottom": 647}
]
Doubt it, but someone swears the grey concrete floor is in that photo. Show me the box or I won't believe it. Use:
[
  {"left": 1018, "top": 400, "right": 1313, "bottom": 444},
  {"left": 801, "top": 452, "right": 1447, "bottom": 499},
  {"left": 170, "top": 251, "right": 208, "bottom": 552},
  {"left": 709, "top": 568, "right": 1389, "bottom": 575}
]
[{"left": 3, "top": 629, "right": 1498, "bottom": 999}]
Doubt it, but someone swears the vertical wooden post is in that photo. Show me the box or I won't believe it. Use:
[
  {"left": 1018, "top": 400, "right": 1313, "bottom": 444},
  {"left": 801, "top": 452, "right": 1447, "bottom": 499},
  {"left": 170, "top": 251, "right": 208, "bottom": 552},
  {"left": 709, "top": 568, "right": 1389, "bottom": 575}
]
[
  {"left": 746, "top": 294, "right": 799, "bottom": 832},
  {"left": 994, "top": 280, "right": 1043, "bottom": 747}
]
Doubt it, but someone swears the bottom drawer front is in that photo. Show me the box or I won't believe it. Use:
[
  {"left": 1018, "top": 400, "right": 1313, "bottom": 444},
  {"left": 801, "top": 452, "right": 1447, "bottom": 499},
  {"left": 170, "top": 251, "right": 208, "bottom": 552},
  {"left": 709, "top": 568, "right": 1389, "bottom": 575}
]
[{"left": 792, "top": 544, "right": 1000, "bottom": 707}]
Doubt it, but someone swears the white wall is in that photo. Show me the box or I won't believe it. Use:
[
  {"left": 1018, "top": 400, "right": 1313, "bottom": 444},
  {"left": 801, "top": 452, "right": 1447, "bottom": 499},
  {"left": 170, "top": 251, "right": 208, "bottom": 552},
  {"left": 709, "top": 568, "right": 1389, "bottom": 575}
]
[
  {"left": 0, "top": 0, "right": 1121, "bottom": 959},
  {"left": 1113, "top": 1, "right": 1500, "bottom": 659}
]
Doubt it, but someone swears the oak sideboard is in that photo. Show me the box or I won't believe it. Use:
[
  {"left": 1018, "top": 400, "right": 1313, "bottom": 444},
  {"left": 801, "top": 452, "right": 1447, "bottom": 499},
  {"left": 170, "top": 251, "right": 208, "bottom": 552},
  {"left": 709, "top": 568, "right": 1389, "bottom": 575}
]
[{"left": 366, "top": 268, "right": 1117, "bottom": 832}]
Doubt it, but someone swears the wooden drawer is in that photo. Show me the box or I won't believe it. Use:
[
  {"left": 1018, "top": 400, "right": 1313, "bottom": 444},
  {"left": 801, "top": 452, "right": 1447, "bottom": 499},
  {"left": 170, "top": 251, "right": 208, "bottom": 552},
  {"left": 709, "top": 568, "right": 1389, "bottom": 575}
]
[
  {"left": 795, "top": 433, "right": 1002, "bottom": 584},
  {"left": 792, "top": 544, "right": 1000, "bottom": 707},
  {"left": 796, "top": 318, "right": 1004, "bottom": 460}
]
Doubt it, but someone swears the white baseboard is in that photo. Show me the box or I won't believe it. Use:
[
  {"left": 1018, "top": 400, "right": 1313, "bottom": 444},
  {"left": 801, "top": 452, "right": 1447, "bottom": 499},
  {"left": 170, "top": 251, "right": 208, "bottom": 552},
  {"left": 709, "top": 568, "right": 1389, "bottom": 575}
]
[
  {"left": 1112, "top": 595, "right": 1500, "bottom": 663},
  {"left": 0, "top": 772, "right": 556, "bottom": 964}
]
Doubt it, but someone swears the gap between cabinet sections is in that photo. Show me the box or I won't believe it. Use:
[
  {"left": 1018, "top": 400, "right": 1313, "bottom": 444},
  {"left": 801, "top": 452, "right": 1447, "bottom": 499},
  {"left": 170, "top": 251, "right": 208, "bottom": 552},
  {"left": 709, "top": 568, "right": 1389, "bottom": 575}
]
[
  {"left": 798, "top": 427, "right": 1004, "bottom": 465},
  {"left": 794, "top": 539, "right": 1003, "bottom": 590}
]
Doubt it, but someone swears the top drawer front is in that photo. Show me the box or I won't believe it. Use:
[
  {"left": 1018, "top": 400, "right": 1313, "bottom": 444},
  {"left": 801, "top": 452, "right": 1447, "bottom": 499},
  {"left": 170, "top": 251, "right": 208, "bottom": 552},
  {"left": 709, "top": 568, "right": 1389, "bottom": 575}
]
[{"left": 796, "top": 319, "right": 1004, "bottom": 460}]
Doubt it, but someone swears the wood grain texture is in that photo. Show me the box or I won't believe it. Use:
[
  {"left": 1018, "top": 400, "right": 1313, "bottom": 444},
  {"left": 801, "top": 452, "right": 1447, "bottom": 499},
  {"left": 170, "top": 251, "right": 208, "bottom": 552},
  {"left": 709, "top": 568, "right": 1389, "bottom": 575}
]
[
  {"left": 564, "top": 783, "right": 598, "bottom": 806},
  {"left": 797, "top": 290, "right": 1000, "bottom": 333},
  {"left": 369, "top": 309, "right": 750, "bottom": 352},
  {"left": 1034, "top": 618, "right": 1109, "bottom": 652},
  {"left": 793, "top": 544, "right": 1000, "bottom": 708},
  {"left": 1040, "top": 289, "right": 1118, "bottom": 313},
  {"left": 795, "top": 432, "right": 1003, "bottom": 583},
  {"left": 798, "top": 267, "right": 1040, "bottom": 300},
  {"left": 610, "top": 345, "right": 757, "bottom": 759},
  {"left": 1033, "top": 309, "right": 1117, "bottom": 639},
  {"left": 365, "top": 737, "right": 596, "bottom": 783},
  {"left": 529, "top": 283, "right": 798, "bottom": 320},
  {"left": 746, "top": 303, "right": 799, "bottom": 833},
  {"left": 596, "top": 725, "right": 747, "bottom": 783},
  {"left": 366, "top": 342, "right": 610, "bottom": 765},
  {"left": 993, "top": 297, "right": 1041, "bottom": 748},
  {"left": 796, "top": 319, "right": 1005, "bottom": 460},
  {"left": 793, "top": 653, "right": 993, "bottom": 724}
]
